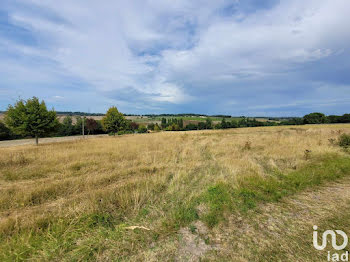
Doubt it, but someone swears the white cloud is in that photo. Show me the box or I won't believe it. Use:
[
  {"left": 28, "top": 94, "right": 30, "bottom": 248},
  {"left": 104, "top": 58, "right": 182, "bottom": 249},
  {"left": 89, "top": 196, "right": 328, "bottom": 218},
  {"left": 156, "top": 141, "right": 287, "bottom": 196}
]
[{"left": 1, "top": 0, "right": 350, "bottom": 114}]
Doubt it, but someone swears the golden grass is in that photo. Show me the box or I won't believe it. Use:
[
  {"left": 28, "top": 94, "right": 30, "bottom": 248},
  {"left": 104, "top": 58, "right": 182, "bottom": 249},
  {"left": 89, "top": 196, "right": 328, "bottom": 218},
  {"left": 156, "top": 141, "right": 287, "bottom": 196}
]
[{"left": 0, "top": 124, "right": 349, "bottom": 260}]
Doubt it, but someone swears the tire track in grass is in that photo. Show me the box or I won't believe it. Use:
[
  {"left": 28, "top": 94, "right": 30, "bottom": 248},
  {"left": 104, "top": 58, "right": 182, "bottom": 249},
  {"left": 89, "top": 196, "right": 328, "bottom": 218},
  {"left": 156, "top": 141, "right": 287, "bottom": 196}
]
[{"left": 208, "top": 177, "right": 350, "bottom": 261}]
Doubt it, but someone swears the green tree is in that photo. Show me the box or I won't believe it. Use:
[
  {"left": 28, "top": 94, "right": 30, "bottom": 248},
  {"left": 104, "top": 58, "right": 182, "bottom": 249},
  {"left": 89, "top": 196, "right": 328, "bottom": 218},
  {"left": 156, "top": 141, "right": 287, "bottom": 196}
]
[
  {"left": 74, "top": 116, "right": 86, "bottom": 135},
  {"left": 0, "top": 121, "right": 12, "bottom": 140},
  {"left": 221, "top": 118, "right": 228, "bottom": 129},
  {"left": 102, "top": 107, "right": 126, "bottom": 135},
  {"left": 178, "top": 118, "right": 184, "bottom": 129},
  {"left": 198, "top": 122, "right": 206, "bottom": 130},
  {"left": 303, "top": 112, "right": 328, "bottom": 124},
  {"left": 327, "top": 115, "right": 340, "bottom": 123},
  {"left": 58, "top": 116, "right": 74, "bottom": 136},
  {"left": 340, "top": 114, "right": 350, "bottom": 123},
  {"left": 5, "top": 97, "right": 58, "bottom": 145},
  {"left": 205, "top": 118, "right": 212, "bottom": 129},
  {"left": 230, "top": 120, "right": 238, "bottom": 128},
  {"left": 161, "top": 117, "right": 167, "bottom": 129}
]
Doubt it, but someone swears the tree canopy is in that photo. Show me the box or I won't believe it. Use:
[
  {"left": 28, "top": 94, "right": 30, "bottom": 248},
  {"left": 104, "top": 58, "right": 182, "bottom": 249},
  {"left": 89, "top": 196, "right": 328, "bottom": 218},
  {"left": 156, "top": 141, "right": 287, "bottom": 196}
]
[
  {"left": 303, "top": 112, "right": 328, "bottom": 124},
  {"left": 5, "top": 97, "right": 58, "bottom": 145},
  {"left": 102, "top": 106, "right": 126, "bottom": 134},
  {"left": 0, "top": 121, "right": 12, "bottom": 140}
]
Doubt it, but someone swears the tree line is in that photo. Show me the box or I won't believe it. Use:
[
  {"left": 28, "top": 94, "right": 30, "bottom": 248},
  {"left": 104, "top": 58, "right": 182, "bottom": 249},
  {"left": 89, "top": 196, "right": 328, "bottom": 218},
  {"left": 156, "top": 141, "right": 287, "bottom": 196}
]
[
  {"left": 0, "top": 97, "right": 349, "bottom": 144},
  {"left": 0, "top": 97, "right": 147, "bottom": 144}
]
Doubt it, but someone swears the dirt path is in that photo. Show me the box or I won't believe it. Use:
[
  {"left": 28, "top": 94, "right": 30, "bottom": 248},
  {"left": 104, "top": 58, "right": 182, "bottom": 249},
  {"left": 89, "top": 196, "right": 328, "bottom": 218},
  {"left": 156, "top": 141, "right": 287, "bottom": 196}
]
[
  {"left": 0, "top": 134, "right": 107, "bottom": 148},
  {"left": 176, "top": 177, "right": 350, "bottom": 261}
]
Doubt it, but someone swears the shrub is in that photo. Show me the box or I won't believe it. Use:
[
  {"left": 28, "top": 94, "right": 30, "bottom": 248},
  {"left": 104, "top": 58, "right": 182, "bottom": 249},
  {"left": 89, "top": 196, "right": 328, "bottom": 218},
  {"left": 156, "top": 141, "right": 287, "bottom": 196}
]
[
  {"left": 154, "top": 124, "right": 161, "bottom": 132},
  {"left": 166, "top": 123, "right": 180, "bottom": 131},
  {"left": 138, "top": 125, "right": 148, "bottom": 133},
  {"left": 185, "top": 123, "right": 198, "bottom": 130},
  {"left": 126, "top": 121, "right": 139, "bottom": 132},
  {"left": 147, "top": 123, "right": 155, "bottom": 130},
  {"left": 338, "top": 134, "right": 350, "bottom": 148}
]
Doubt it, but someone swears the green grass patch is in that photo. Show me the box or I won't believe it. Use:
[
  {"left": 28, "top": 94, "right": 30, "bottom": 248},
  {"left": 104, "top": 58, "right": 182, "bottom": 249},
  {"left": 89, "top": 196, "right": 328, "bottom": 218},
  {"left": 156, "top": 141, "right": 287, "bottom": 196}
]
[
  {"left": 201, "top": 183, "right": 233, "bottom": 227},
  {"left": 199, "top": 153, "right": 350, "bottom": 227}
]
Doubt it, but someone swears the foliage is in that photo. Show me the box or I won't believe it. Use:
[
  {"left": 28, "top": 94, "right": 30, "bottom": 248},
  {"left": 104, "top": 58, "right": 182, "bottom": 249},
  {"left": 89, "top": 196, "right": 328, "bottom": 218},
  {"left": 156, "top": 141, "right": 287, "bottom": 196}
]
[
  {"left": 161, "top": 117, "right": 167, "bottom": 128},
  {"left": 185, "top": 123, "right": 198, "bottom": 130},
  {"left": 205, "top": 118, "right": 212, "bottom": 129},
  {"left": 102, "top": 107, "right": 126, "bottom": 134},
  {"left": 279, "top": 117, "right": 304, "bottom": 125},
  {"left": 0, "top": 121, "right": 12, "bottom": 140},
  {"left": 178, "top": 118, "right": 184, "bottom": 129},
  {"left": 338, "top": 134, "right": 350, "bottom": 148},
  {"left": 74, "top": 116, "right": 83, "bottom": 135},
  {"left": 137, "top": 125, "right": 148, "bottom": 133},
  {"left": 5, "top": 97, "right": 58, "bottom": 144},
  {"left": 126, "top": 121, "right": 139, "bottom": 132},
  {"left": 117, "top": 130, "right": 133, "bottom": 135},
  {"left": 303, "top": 112, "right": 328, "bottom": 124},
  {"left": 58, "top": 116, "right": 74, "bottom": 136},
  {"left": 94, "top": 120, "right": 105, "bottom": 134},
  {"left": 327, "top": 115, "right": 341, "bottom": 123},
  {"left": 147, "top": 123, "right": 155, "bottom": 131},
  {"left": 166, "top": 123, "right": 180, "bottom": 131},
  {"left": 86, "top": 118, "right": 98, "bottom": 135},
  {"left": 154, "top": 124, "right": 161, "bottom": 132},
  {"left": 340, "top": 114, "right": 350, "bottom": 123}
]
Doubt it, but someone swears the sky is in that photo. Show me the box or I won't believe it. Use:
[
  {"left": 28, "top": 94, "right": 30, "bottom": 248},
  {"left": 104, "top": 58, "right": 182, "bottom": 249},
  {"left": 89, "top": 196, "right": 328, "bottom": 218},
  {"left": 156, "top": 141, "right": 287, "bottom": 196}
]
[{"left": 0, "top": 0, "right": 350, "bottom": 116}]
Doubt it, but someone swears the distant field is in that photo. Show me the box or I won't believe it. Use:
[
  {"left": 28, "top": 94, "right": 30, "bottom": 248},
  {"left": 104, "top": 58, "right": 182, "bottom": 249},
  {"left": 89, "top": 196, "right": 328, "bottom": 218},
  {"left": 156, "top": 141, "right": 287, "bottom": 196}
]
[
  {"left": 125, "top": 115, "right": 279, "bottom": 125},
  {"left": 0, "top": 112, "right": 280, "bottom": 125},
  {"left": 1, "top": 124, "right": 350, "bottom": 261}
]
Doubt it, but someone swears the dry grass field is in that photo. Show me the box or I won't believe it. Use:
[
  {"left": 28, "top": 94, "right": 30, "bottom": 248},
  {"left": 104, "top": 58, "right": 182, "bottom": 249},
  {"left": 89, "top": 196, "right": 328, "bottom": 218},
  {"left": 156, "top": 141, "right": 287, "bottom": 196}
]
[{"left": 0, "top": 124, "right": 350, "bottom": 261}]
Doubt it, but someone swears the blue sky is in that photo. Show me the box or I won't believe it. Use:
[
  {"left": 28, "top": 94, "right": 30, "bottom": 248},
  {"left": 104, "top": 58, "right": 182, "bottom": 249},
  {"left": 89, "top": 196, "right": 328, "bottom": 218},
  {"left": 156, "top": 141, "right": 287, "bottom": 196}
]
[{"left": 0, "top": 0, "right": 349, "bottom": 116}]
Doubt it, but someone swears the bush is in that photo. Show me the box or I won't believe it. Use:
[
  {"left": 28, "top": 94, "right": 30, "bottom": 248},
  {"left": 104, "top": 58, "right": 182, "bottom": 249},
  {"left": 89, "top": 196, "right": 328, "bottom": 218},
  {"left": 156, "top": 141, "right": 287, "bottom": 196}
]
[
  {"left": 185, "top": 123, "right": 198, "bottom": 130},
  {"left": 138, "top": 125, "right": 148, "bottom": 133},
  {"left": 127, "top": 121, "right": 139, "bottom": 131},
  {"left": 338, "top": 134, "right": 350, "bottom": 148},
  {"left": 154, "top": 124, "right": 161, "bottom": 132},
  {"left": 147, "top": 123, "right": 155, "bottom": 130}
]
